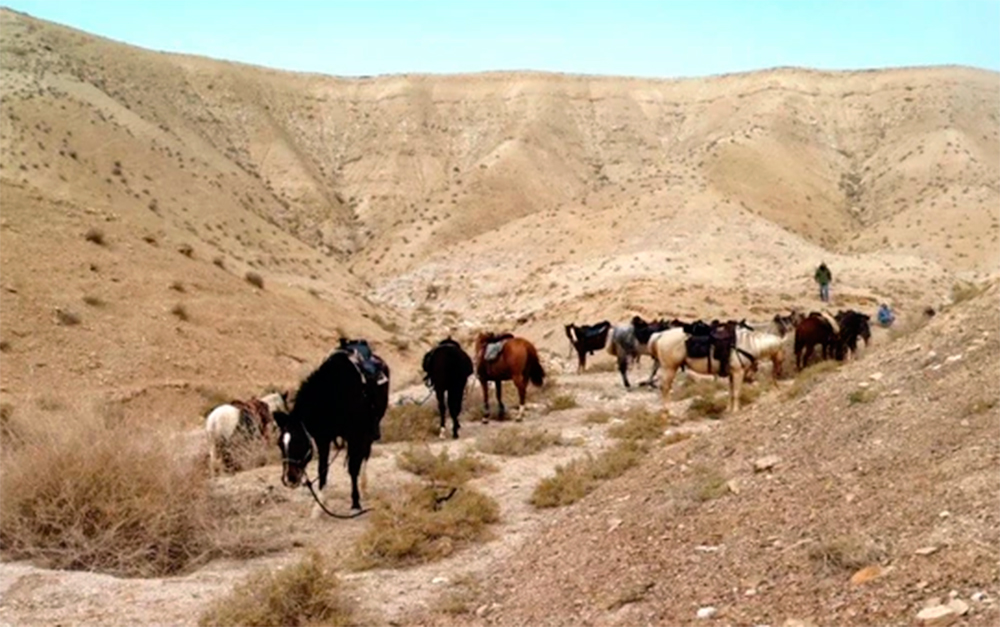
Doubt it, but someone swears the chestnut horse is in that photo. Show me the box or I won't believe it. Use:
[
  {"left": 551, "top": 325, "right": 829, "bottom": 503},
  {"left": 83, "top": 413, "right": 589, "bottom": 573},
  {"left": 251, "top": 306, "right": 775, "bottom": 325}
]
[
  {"left": 474, "top": 332, "right": 545, "bottom": 422},
  {"left": 793, "top": 314, "right": 838, "bottom": 370}
]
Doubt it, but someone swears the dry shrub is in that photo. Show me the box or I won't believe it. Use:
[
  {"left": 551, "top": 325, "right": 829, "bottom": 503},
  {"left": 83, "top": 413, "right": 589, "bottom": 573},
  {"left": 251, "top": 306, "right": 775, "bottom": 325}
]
[
  {"left": 55, "top": 308, "right": 81, "bottom": 326},
  {"left": 584, "top": 410, "right": 612, "bottom": 424},
  {"left": 476, "top": 425, "right": 562, "bottom": 456},
  {"left": 848, "top": 388, "right": 879, "bottom": 404},
  {"left": 585, "top": 359, "right": 619, "bottom": 373},
  {"left": 352, "top": 483, "right": 499, "bottom": 569},
  {"left": 607, "top": 406, "right": 666, "bottom": 440},
  {"left": 380, "top": 403, "right": 440, "bottom": 443},
  {"left": 84, "top": 227, "right": 105, "bottom": 245},
  {"left": 688, "top": 464, "right": 728, "bottom": 501},
  {"left": 808, "top": 534, "right": 886, "bottom": 572},
  {"left": 178, "top": 243, "right": 194, "bottom": 257},
  {"left": 951, "top": 280, "right": 982, "bottom": 304},
  {"left": 82, "top": 295, "right": 105, "bottom": 307},
  {"left": 545, "top": 393, "right": 578, "bottom": 412},
  {"left": 171, "top": 303, "right": 189, "bottom": 321},
  {"left": 531, "top": 440, "right": 645, "bottom": 508},
  {"left": 396, "top": 445, "right": 496, "bottom": 485},
  {"left": 245, "top": 271, "right": 264, "bottom": 289},
  {"left": 965, "top": 397, "right": 998, "bottom": 416},
  {"left": 676, "top": 377, "right": 724, "bottom": 400},
  {"left": 688, "top": 393, "right": 728, "bottom": 419},
  {"left": 784, "top": 360, "right": 839, "bottom": 399},
  {"left": 432, "top": 574, "right": 483, "bottom": 616},
  {"left": 212, "top": 256, "right": 225, "bottom": 269},
  {"left": 199, "top": 551, "right": 352, "bottom": 627},
  {"left": 0, "top": 410, "right": 264, "bottom": 577}
]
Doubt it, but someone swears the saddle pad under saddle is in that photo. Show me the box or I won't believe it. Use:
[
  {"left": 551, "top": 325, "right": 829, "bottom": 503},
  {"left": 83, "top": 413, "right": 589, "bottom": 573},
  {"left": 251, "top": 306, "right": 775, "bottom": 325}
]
[
  {"left": 484, "top": 340, "right": 506, "bottom": 362},
  {"left": 685, "top": 335, "right": 712, "bottom": 360}
]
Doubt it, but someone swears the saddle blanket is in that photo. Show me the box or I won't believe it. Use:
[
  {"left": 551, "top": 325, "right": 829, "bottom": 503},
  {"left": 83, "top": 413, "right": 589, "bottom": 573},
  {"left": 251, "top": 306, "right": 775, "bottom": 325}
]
[{"left": 484, "top": 340, "right": 506, "bottom": 362}]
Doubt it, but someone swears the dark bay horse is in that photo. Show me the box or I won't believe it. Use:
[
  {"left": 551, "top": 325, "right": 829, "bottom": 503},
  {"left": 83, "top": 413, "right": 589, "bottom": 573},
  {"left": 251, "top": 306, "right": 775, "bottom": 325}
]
[
  {"left": 274, "top": 339, "right": 390, "bottom": 512},
  {"left": 474, "top": 332, "right": 545, "bottom": 422},
  {"left": 793, "top": 313, "right": 839, "bottom": 370},
  {"left": 565, "top": 320, "right": 611, "bottom": 373},
  {"left": 422, "top": 337, "right": 474, "bottom": 439}
]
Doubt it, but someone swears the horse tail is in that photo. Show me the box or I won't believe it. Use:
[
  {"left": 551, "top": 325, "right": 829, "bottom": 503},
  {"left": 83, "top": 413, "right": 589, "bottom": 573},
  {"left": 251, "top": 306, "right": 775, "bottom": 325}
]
[{"left": 526, "top": 345, "right": 545, "bottom": 387}]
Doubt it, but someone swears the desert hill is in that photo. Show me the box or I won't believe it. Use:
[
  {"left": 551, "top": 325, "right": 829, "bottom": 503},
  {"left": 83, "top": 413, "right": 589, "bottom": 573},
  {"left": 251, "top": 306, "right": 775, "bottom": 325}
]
[{"left": 0, "top": 7, "right": 999, "bottom": 627}]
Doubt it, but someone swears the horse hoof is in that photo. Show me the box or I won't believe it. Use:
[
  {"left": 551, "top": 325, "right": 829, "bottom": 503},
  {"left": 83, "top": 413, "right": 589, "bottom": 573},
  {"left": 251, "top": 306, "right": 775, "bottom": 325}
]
[
  {"left": 481, "top": 417, "right": 489, "bottom": 425},
  {"left": 438, "top": 427, "right": 447, "bottom": 439},
  {"left": 452, "top": 432, "right": 460, "bottom": 440}
]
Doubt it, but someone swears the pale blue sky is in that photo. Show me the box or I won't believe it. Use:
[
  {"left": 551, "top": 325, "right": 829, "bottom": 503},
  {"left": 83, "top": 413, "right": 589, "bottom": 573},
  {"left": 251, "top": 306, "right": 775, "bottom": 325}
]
[{"left": 3, "top": 1, "right": 999, "bottom": 79}]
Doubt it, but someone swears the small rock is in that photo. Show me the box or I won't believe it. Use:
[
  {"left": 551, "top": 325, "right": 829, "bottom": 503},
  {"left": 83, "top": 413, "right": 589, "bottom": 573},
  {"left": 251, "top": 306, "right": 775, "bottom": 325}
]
[
  {"left": 869, "top": 372, "right": 884, "bottom": 381},
  {"left": 971, "top": 592, "right": 987, "bottom": 602},
  {"left": 890, "top": 388, "right": 902, "bottom": 396},
  {"left": 845, "top": 492, "right": 857, "bottom": 503},
  {"left": 946, "top": 599, "right": 969, "bottom": 616},
  {"left": 745, "top": 588, "right": 757, "bottom": 596},
  {"left": 850, "top": 565, "right": 884, "bottom": 585},
  {"left": 945, "top": 354, "right": 963, "bottom": 363},
  {"left": 475, "top": 604, "right": 489, "bottom": 617},
  {"left": 754, "top": 455, "right": 781, "bottom": 472},
  {"left": 726, "top": 479, "right": 740, "bottom": 494},
  {"left": 696, "top": 606, "right": 717, "bottom": 619},
  {"left": 924, "top": 597, "right": 942, "bottom": 608},
  {"left": 858, "top": 381, "right": 870, "bottom": 388},
  {"left": 431, "top": 576, "right": 448, "bottom": 584},
  {"left": 608, "top": 518, "right": 623, "bottom": 532},
  {"left": 695, "top": 545, "right": 720, "bottom": 552},
  {"left": 939, "top": 511, "right": 951, "bottom": 518},
  {"left": 915, "top": 546, "right": 940, "bottom": 556},
  {"left": 916, "top": 605, "right": 957, "bottom": 626}
]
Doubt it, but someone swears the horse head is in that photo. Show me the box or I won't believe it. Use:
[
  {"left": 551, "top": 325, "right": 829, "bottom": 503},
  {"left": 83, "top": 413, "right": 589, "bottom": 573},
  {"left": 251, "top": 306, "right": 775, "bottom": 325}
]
[{"left": 273, "top": 410, "right": 313, "bottom": 488}]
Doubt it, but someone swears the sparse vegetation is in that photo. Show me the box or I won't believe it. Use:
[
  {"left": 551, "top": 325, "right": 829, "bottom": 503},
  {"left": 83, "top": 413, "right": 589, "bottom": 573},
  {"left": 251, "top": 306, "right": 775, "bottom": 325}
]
[
  {"left": 0, "top": 411, "right": 276, "bottom": 577},
  {"left": 177, "top": 243, "right": 194, "bottom": 257},
  {"left": 84, "top": 227, "right": 106, "bottom": 245},
  {"left": 82, "top": 295, "right": 105, "bottom": 307},
  {"left": 607, "top": 406, "right": 668, "bottom": 440},
  {"left": 170, "top": 303, "right": 189, "bottom": 321},
  {"left": 245, "top": 271, "right": 264, "bottom": 289},
  {"left": 199, "top": 551, "right": 352, "bottom": 627},
  {"left": 396, "top": 445, "right": 496, "bottom": 485},
  {"left": 55, "top": 308, "right": 81, "bottom": 326},
  {"left": 380, "top": 402, "right": 440, "bottom": 443},
  {"left": 212, "top": 256, "right": 225, "bottom": 269},
  {"left": 531, "top": 440, "right": 645, "bottom": 508},
  {"left": 352, "top": 483, "right": 499, "bottom": 569},
  {"left": 546, "top": 393, "right": 578, "bottom": 412},
  {"left": 848, "top": 388, "right": 879, "bottom": 404},
  {"left": 583, "top": 409, "right": 612, "bottom": 424},
  {"left": 477, "top": 425, "right": 562, "bottom": 456},
  {"left": 808, "top": 533, "right": 886, "bottom": 573},
  {"left": 688, "top": 463, "right": 729, "bottom": 501},
  {"left": 784, "top": 361, "right": 840, "bottom": 399}
]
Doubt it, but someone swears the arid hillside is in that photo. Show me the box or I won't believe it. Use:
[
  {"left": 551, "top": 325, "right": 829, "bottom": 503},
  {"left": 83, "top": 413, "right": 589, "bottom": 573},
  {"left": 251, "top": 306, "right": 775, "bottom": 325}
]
[
  {"left": 1, "top": 8, "right": 998, "bottom": 407},
  {"left": 0, "top": 8, "right": 998, "bottom": 627}
]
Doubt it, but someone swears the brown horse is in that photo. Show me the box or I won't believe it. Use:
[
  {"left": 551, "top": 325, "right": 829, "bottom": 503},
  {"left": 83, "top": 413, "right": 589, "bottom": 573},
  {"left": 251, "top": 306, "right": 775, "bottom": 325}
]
[
  {"left": 793, "top": 314, "right": 838, "bottom": 370},
  {"left": 474, "top": 332, "right": 545, "bottom": 422}
]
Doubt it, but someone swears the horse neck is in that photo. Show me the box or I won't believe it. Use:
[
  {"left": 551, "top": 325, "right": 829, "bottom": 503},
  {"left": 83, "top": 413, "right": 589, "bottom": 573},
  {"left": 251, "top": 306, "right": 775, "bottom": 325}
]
[{"left": 738, "top": 329, "right": 783, "bottom": 357}]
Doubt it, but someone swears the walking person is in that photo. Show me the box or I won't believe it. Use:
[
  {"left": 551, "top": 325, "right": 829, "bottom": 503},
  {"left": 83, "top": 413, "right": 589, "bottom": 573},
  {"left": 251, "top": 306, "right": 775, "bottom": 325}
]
[{"left": 814, "top": 262, "right": 832, "bottom": 303}]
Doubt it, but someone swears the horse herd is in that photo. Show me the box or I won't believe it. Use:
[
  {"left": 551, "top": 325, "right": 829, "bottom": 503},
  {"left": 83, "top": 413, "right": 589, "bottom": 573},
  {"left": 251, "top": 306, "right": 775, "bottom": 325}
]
[{"left": 205, "top": 308, "right": 870, "bottom": 512}]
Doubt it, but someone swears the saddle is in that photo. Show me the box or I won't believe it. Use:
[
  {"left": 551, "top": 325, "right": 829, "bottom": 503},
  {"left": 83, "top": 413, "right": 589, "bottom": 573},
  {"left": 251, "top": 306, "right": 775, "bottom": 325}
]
[
  {"left": 683, "top": 320, "right": 738, "bottom": 378},
  {"left": 577, "top": 323, "right": 609, "bottom": 342},
  {"left": 340, "top": 339, "right": 389, "bottom": 387}
]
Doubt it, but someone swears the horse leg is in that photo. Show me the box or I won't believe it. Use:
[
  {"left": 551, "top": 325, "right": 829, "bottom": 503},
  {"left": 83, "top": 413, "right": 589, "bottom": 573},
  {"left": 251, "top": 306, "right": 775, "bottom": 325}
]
[
  {"left": 577, "top": 348, "right": 586, "bottom": 374},
  {"left": 495, "top": 380, "right": 506, "bottom": 420},
  {"left": 513, "top": 374, "right": 527, "bottom": 422},
  {"left": 436, "top": 387, "right": 448, "bottom": 439},
  {"left": 730, "top": 369, "right": 743, "bottom": 413},
  {"left": 659, "top": 365, "right": 678, "bottom": 413},
  {"left": 346, "top": 440, "right": 371, "bottom": 511},
  {"left": 645, "top": 357, "right": 660, "bottom": 386},
  {"left": 618, "top": 354, "right": 631, "bottom": 388},
  {"left": 480, "top": 377, "right": 490, "bottom": 423},
  {"left": 308, "top": 438, "right": 332, "bottom": 518},
  {"left": 447, "top": 383, "right": 464, "bottom": 439}
]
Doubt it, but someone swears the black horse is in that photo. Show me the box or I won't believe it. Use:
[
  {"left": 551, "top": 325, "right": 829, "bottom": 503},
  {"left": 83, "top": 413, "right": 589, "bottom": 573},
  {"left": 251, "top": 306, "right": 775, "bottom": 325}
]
[
  {"left": 422, "top": 337, "right": 474, "bottom": 439},
  {"left": 565, "top": 320, "right": 612, "bottom": 373},
  {"left": 273, "top": 338, "right": 390, "bottom": 512},
  {"left": 834, "top": 310, "right": 872, "bottom": 361}
]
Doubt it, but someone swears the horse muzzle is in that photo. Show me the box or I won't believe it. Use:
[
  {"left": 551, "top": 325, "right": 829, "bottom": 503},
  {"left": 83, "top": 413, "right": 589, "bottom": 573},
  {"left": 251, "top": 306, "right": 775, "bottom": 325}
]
[{"left": 281, "top": 463, "right": 304, "bottom": 488}]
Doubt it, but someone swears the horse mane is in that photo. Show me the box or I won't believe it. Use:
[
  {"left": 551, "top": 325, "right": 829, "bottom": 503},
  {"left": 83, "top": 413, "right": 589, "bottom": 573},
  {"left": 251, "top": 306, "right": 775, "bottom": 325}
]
[{"left": 478, "top": 331, "right": 514, "bottom": 344}]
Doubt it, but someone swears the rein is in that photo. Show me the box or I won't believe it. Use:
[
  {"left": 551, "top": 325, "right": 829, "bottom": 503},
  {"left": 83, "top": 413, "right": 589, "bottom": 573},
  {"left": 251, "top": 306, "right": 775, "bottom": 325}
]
[{"left": 302, "top": 472, "right": 371, "bottom": 519}]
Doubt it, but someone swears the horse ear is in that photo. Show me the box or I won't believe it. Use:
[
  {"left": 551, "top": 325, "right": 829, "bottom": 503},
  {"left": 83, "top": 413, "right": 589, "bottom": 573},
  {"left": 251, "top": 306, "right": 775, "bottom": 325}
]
[
  {"left": 273, "top": 410, "right": 289, "bottom": 430},
  {"left": 281, "top": 390, "right": 290, "bottom": 406}
]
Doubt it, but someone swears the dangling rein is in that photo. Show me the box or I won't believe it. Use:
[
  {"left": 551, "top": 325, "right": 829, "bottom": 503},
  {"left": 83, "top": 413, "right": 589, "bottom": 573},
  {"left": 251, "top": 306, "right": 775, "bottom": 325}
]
[{"left": 301, "top": 472, "right": 371, "bottom": 519}]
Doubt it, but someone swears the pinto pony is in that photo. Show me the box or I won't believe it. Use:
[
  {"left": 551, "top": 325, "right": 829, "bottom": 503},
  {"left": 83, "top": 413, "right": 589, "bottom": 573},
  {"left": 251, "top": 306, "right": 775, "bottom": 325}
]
[
  {"left": 474, "top": 332, "right": 545, "bottom": 422},
  {"left": 649, "top": 326, "right": 757, "bottom": 414},
  {"left": 422, "top": 337, "right": 474, "bottom": 439},
  {"left": 606, "top": 316, "right": 672, "bottom": 388},
  {"left": 205, "top": 391, "right": 288, "bottom": 475}
]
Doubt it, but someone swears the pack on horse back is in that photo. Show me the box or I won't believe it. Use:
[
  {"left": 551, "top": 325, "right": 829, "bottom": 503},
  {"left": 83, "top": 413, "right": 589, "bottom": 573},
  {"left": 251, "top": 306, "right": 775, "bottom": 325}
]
[{"left": 682, "top": 320, "right": 738, "bottom": 377}]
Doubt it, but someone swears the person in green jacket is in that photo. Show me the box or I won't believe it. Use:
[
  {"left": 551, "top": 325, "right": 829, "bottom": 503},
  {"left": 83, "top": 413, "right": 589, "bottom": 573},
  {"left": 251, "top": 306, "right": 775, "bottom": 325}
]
[{"left": 814, "top": 262, "right": 832, "bottom": 302}]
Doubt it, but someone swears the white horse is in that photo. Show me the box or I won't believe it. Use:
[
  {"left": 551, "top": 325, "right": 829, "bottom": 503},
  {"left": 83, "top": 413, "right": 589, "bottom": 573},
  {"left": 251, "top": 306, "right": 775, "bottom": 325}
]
[
  {"left": 736, "top": 327, "right": 788, "bottom": 383},
  {"left": 206, "top": 391, "right": 288, "bottom": 475},
  {"left": 648, "top": 327, "right": 757, "bottom": 414}
]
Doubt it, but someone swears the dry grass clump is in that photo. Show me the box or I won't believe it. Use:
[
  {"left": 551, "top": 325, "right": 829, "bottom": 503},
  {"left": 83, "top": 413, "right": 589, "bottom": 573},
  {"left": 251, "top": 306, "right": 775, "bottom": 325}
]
[
  {"left": 0, "top": 410, "right": 263, "bottom": 577},
  {"left": 675, "top": 377, "right": 723, "bottom": 400},
  {"left": 951, "top": 280, "right": 983, "bottom": 304},
  {"left": 245, "top": 271, "right": 264, "bottom": 289},
  {"left": 585, "top": 359, "right": 619, "bottom": 373},
  {"left": 607, "top": 406, "right": 667, "bottom": 440},
  {"left": 546, "top": 393, "right": 578, "bottom": 412},
  {"left": 583, "top": 409, "right": 612, "bottom": 424},
  {"left": 530, "top": 440, "right": 645, "bottom": 508},
  {"left": 55, "top": 307, "right": 81, "bottom": 326},
  {"left": 688, "top": 463, "right": 729, "bottom": 501},
  {"left": 396, "top": 445, "right": 496, "bottom": 485},
  {"left": 199, "top": 551, "right": 352, "bottom": 627},
  {"left": 688, "top": 393, "right": 728, "bottom": 419},
  {"left": 476, "top": 425, "right": 562, "bottom": 456},
  {"left": 380, "top": 402, "right": 440, "bottom": 443},
  {"left": 171, "top": 303, "right": 189, "bottom": 321},
  {"left": 848, "top": 388, "right": 879, "bottom": 404},
  {"left": 82, "top": 295, "right": 106, "bottom": 307},
  {"left": 784, "top": 360, "right": 840, "bottom": 399},
  {"left": 352, "top": 483, "right": 499, "bottom": 569},
  {"left": 808, "top": 533, "right": 887, "bottom": 573},
  {"left": 84, "top": 227, "right": 106, "bottom": 245}
]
